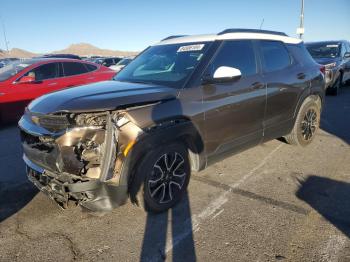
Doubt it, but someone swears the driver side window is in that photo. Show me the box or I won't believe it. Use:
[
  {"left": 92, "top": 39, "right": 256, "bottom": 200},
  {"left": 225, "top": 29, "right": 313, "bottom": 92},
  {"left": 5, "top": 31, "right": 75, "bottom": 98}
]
[
  {"left": 24, "top": 63, "right": 60, "bottom": 81},
  {"left": 210, "top": 40, "right": 257, "bottom": 77}
]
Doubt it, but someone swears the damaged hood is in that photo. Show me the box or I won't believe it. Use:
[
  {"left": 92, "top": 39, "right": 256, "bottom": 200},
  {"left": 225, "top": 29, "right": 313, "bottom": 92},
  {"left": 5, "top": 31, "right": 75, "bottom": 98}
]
[{"left": 28, "top": 80, "right": 178, "bottom": 114}]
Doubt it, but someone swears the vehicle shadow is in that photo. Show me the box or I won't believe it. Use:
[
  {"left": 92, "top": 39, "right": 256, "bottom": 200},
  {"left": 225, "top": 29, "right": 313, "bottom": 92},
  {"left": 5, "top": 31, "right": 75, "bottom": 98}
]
[
  {"left": 0, "top": 122, "right": 38, "bottom": 222},
  {"left": 320, "top": 85, "right": 350, "bottom": 144},
  {"left": 296, "top": 175, "right": 350, "bottom": 238},
  {"left": 140, "top": 192, "right": 196, "bottom": 262},
  {"left": 126, "top": 95, "right": 201, "bottom": 261}
]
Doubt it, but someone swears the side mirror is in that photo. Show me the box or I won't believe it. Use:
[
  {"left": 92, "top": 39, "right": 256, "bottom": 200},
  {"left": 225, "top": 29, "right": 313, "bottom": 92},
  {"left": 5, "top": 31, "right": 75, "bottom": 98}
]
[
  {"left": 344, "top": 52, "right": 350, "bottom": 59},
  {"left": 203, "top": 66, "right": 242, "bottom": 84},
  {"left": 18, "top": 75, "right": 35, "bottom": 83}
]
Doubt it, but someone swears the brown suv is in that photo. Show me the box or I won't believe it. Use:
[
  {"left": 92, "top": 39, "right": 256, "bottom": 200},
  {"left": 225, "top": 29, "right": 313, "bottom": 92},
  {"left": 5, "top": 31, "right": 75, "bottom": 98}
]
[{"left": 19, "top": 29, "right": 325, "bottom": 213}]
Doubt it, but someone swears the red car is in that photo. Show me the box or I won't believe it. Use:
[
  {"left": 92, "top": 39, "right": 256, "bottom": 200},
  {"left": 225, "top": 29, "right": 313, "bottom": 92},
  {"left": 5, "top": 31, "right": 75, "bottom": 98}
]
[{"left": 0, "top": 58, "right": 116, "bottom": 123}]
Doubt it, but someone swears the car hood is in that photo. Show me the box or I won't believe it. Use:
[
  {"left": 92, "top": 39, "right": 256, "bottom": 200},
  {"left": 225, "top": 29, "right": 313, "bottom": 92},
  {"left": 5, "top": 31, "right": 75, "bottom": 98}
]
[
  {"left": 313, "top": 57, "right": 340, "bottom": 65},
  {"left": 28, "top": 80, "right": 178, "bottom": 114}
]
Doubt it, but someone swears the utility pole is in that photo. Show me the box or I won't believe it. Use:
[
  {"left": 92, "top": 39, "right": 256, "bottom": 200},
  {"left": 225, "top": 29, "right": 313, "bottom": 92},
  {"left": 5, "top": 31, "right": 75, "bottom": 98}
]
[
  {"left": 297, "top": 0, "right": 305, "bottom": 39},
  {"left": 0, "top": 14, "right": 9, "bottom": 53}
]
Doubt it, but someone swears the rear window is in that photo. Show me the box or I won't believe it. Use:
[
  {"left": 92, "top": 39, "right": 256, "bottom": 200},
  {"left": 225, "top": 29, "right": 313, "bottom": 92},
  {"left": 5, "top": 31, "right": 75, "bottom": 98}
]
[
  {"left": 260, "top": 41, "right": 291, "bottom": 72},
  {"left": 306, "top": 43, "right": 341, "bottom": 59},
  {"left": 84, "top": 63, "right": 98, "bottom": 72},
  {"left": 62, "top": 62, "right": 88, "bottom": 76}
]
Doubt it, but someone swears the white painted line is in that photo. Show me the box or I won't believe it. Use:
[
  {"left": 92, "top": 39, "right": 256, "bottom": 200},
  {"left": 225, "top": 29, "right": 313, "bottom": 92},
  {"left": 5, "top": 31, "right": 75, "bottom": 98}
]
[
  {"left": 212, "top": 209, "right": 224, "bottom": 220},
  {"left": 162, "top": 144, "right": 284, "bottom": 257}
]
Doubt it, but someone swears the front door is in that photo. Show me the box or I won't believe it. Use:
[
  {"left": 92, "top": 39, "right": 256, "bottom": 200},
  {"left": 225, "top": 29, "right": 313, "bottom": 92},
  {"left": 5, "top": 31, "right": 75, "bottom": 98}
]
[{"left": 202, "top": 40, "right": 266, "bottom": 157}]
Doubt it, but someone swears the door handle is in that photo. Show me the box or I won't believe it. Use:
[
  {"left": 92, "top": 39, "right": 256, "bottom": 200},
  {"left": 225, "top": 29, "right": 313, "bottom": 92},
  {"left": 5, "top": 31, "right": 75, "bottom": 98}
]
[
  {"left": 297, "top": 73, "right": 306, "bottom": 79},
  {"left": 48, "top": 82, "right": 57, "bottom": 86},
  {"left": 251, "top": 82, "right": 265, "bottom": 90},
  {"left": 0, "top": 92, "right": 4, "bottom": 96}
]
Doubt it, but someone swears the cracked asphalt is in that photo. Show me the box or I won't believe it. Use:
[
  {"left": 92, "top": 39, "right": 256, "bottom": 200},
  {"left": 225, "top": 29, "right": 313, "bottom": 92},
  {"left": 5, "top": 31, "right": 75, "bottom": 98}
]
[{"left": 1, "top": 86, "right": 350, "bottom": 262}]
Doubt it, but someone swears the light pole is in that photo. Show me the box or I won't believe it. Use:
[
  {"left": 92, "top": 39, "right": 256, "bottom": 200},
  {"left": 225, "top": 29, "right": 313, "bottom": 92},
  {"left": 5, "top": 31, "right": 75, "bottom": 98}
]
[
  {"left": 0, "top": 14, "right": 9, "bottom": 53},
  {"left": 297, "top": 0, "right": 305, "bottom": 39}
]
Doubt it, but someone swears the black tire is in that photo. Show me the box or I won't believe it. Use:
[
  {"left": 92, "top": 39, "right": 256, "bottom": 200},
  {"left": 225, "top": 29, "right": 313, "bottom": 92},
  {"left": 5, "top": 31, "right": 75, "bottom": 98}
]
[
  {"left": 284, "top": 98, "right": 321, "bottom": 147},
  {"left": 129, "top": 143, "right": 191, "bottom": 213}
]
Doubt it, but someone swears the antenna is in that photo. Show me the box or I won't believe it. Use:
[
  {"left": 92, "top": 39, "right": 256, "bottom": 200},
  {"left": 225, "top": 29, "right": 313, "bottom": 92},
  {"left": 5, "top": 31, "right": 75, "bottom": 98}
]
[
  {"left": 259, "top": 18, "right": 265, "bottom": 30},
  {"left": 0, "top": 14, "right": 9, "bottom": 53}
]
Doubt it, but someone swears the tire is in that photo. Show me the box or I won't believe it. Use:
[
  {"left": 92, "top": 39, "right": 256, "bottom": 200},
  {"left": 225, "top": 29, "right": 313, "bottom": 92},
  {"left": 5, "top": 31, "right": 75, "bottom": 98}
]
[
  {"left": 129, "top": 143, "right": 191, "bottom": 213},
  {"left": 284, "top": 98, "right": 321, "bottom": 147}
]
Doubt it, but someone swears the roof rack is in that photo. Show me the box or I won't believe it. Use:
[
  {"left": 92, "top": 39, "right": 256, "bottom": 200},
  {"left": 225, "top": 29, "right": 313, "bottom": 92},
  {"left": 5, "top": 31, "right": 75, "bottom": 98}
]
[
  {"left": 161, "top": 35, "right": 188, "bottom": 41},
  {"left": 218, "top": 29, "right": 288, "bottom": 37}
]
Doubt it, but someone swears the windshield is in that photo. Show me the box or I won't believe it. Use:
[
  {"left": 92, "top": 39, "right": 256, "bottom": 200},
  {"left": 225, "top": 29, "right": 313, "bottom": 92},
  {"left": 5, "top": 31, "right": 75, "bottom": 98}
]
[
  {"left": 114, "top": 42, "right": 211, "bottom": 88},
  {"left": 306, "top": 43, "right": 341, "bottom": 58},
  {"left": 0, "top": 61, "right": 33, "bottom": 82}
]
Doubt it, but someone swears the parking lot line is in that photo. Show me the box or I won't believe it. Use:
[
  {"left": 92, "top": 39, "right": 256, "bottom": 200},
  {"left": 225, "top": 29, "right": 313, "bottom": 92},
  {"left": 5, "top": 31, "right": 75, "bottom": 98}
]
[{"left": 164, "top": 143, "right": 284, "bottom": 256}]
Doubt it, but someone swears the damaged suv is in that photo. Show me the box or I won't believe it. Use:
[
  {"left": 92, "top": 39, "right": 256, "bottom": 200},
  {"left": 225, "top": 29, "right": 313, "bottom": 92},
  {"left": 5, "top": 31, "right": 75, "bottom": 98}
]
[{"left": 19, "top": 29, "right": 325, "bottom": 213}]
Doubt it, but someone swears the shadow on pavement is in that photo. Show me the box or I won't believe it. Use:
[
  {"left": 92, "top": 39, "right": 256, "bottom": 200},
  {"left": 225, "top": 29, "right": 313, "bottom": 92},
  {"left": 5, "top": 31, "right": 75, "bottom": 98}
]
[
  {"left": 0, "top": 122, "right": 38, "bottom": 222},
  {"left": 296, "top": 175, "right": 350, "bottom": 238},
  {"left": 140, "top": 192, "right": 196, "bottom": 262},
  {"left": 321, "top": 85, "right": 350, "bottom": 144}
]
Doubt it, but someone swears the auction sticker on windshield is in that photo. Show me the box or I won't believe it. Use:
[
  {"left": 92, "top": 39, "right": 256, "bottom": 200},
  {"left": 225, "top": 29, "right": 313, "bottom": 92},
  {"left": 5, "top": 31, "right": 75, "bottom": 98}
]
[{"left": 177, "top": 44, "right": 205, "bottom": 52}]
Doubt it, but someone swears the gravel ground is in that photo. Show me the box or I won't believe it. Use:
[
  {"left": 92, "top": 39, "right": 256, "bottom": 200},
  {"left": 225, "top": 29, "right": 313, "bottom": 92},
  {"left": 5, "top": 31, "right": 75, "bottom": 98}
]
[{"left": 0, "top": 86, "right": 349, "bottom": 262}]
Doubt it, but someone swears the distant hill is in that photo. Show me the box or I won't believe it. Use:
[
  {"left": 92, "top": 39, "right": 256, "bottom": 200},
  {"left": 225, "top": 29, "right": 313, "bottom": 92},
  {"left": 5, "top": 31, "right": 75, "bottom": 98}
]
[
  {"left": 53, "top": 43, "right": 138, "bottom": 57},
  {"left": 0, "top": 43, "right": 138, "bottom": 58}
]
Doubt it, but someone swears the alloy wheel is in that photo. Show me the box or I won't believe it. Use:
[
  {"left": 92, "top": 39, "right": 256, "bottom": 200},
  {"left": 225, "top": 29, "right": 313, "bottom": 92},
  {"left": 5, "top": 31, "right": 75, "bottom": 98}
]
[
  {"left": 148, "top": 152, "right": 187, "bottom": 204},
  {"left": 301, "top": 108, "right": 318, "bottom": 141}
]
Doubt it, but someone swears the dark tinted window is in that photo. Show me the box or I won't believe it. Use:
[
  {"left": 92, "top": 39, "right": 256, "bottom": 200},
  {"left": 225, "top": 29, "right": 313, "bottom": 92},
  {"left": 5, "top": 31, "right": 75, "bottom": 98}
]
[
  {"left": 260, "top": 41, "right": 291, "bottom": 72},
  {"left": 306, "top": 42, "right": 341, "bottom": 58},
  {"left": 211, "top": 40, "right": 257, "bottom": 76},
  {"left": 84, "top": 63, "right": 98, "bottom": 72},
  {"left": 62, "top": 62, "right": 88, "bottom": 76},
  {"left": 26, "top": 62, "right": 59, "bottom": 81}
]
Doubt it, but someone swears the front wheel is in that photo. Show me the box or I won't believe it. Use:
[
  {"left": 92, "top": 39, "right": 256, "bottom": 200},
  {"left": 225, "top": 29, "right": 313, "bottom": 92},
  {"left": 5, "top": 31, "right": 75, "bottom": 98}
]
[
  {"left": 130, "top": 143, "right": 191, "bottom": 213},
  {"left": 284, "top": 98, "right": 321, "bottom": 146}
]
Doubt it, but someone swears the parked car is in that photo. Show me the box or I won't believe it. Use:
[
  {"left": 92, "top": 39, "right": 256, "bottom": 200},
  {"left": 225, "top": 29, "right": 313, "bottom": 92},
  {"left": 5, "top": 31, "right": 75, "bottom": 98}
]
[
  {"left": 109, "top": 57, "right": 133, "bottom": 72},
  {"left": 0, "top": 58, "right": 116, "bottom": 122},
  {"left": 306, "top": 40, "right": 350, "bottom": 95},
  {"left": 0, "top": 57, "right": 20, "bottom": 67},
  {"left": 92, "top": 57, "right": 122, "bottom": 67},
  {"left": 19, "top": 29, "right": 325, "bottom": 213},
  {"left": 40, "top": 54, "right": 82, "bottom": 60}
]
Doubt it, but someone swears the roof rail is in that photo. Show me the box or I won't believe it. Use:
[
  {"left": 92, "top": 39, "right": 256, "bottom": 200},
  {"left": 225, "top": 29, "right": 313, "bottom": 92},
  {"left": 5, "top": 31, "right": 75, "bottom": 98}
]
[
  {"left": 218, "top": 29, "right": 288, "bottom": 37},
  {"left": 161, "top": 35, "right": 188, "bottom": 41}
]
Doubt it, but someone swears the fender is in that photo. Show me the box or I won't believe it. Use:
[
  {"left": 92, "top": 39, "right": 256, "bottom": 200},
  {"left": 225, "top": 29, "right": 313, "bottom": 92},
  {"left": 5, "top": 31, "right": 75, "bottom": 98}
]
[{"left": 119, "top": 119, "right": 206, "bottom": 190}]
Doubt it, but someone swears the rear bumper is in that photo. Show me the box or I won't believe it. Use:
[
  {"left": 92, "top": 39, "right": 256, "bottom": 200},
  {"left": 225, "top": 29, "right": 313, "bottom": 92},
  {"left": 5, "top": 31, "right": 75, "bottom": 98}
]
[{"left": 24, "top": 155, "right": 128, "bottom": 212}]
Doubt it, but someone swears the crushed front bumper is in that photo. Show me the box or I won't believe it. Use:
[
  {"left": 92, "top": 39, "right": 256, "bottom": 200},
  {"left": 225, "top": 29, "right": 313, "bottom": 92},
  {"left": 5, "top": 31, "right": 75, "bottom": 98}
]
[{"left": 24, "top": 155, "right": 128, "bottom": 211}]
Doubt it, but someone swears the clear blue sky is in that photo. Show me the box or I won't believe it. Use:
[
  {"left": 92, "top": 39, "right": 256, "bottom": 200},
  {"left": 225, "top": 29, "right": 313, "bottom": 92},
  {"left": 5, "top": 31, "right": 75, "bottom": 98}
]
[{"left": 1, "top": 0, "right": 349, "bottom": 53}]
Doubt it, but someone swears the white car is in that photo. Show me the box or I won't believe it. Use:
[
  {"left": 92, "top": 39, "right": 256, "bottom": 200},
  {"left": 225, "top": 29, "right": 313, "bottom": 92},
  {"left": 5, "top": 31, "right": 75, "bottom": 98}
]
[{"left": 109, "top": 57, "right": 134, "bottom": 72}]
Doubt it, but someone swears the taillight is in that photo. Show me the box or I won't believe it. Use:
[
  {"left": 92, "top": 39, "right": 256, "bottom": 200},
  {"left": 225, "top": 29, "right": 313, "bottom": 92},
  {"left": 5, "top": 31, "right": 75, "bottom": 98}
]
[{"left": 319, "top": 65, "right": 326, "bottom": 75}]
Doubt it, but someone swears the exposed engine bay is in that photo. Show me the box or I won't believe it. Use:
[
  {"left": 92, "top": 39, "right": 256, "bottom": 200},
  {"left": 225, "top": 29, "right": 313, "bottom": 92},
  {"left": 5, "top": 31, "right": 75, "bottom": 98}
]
[{"left": 20, "top": 109, "right": 144, "bottom": 210}]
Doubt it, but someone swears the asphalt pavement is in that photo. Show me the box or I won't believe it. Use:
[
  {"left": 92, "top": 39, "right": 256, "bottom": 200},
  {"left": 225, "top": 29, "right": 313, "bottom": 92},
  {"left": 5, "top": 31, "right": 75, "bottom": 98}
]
[{"left": 0, "top": 86, "right": 349, "bottom": 262}]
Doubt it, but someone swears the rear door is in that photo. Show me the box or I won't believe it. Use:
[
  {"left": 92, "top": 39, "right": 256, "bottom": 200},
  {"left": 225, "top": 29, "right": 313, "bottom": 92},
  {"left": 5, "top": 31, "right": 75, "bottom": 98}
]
[
  {"left": 202, "top": 40, "right": 266, "bottom": 156},
  {"left": 258, "top": 40, "right": 309, "bottom": 140}
]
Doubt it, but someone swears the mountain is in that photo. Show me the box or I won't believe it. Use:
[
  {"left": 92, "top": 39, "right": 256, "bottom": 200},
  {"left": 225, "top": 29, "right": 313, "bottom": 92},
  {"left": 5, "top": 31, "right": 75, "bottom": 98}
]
[
  {"left": 52, "top": 43, "right": 138, "bottom": 57},
  {"left": 0, "top": 43, "right": 138, "bottom": 58},
  {"left": 0, "top": 48, "right": 38, "bottom": 59}
]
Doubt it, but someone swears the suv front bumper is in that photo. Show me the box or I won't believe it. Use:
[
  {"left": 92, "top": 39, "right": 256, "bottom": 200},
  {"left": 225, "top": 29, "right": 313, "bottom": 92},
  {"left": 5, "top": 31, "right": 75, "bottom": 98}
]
[{"left": 24, "top": 155, "right": 128, "bottom": 211}]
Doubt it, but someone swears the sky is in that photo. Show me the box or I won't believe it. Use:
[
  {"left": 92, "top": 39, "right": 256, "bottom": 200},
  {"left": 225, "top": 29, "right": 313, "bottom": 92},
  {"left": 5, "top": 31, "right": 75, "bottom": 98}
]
[{"left": 0, "top": 0, "right": 349, "bottom": 53}]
